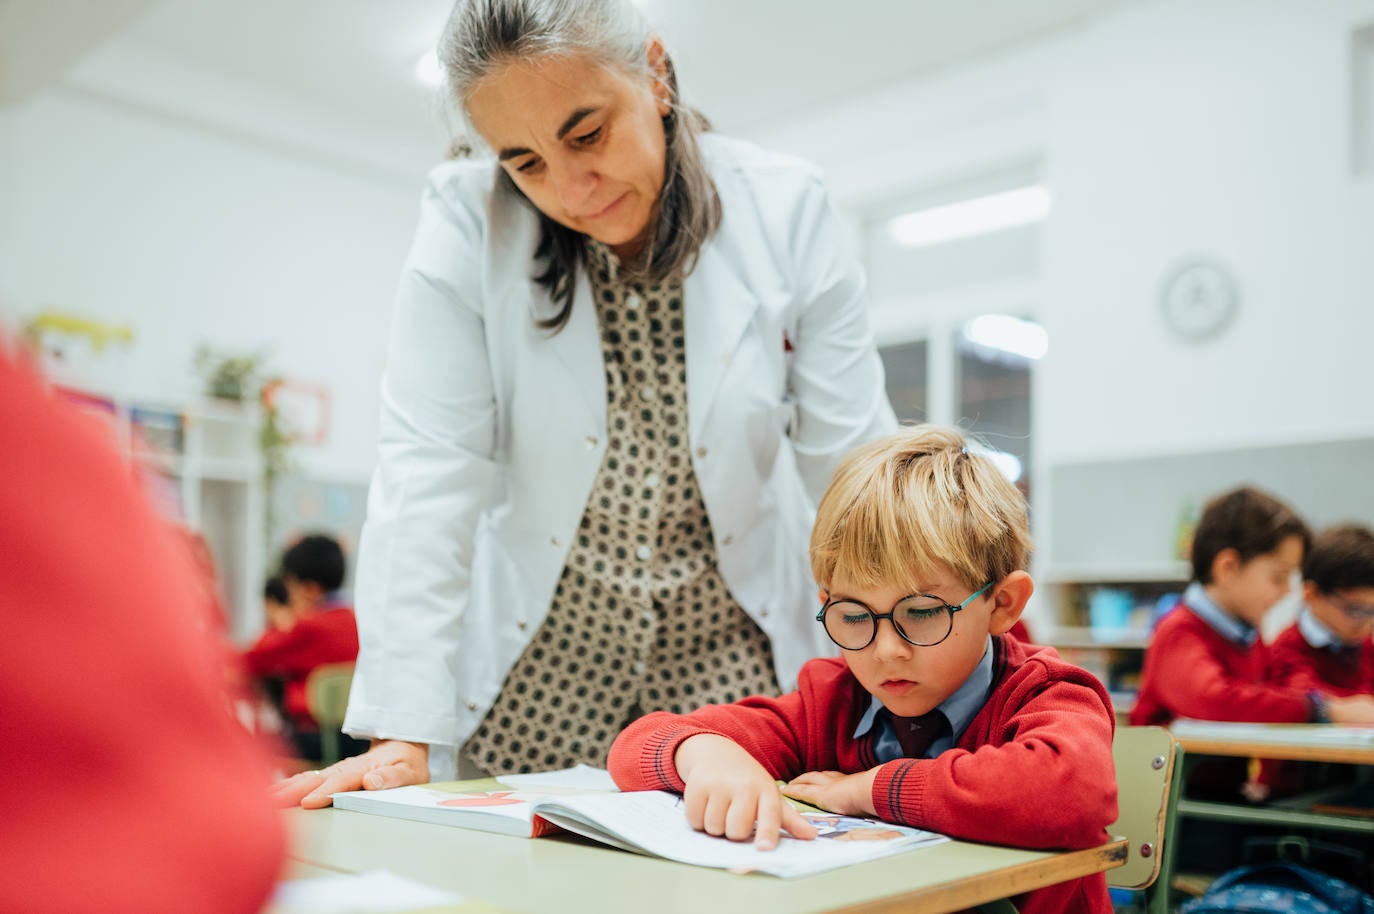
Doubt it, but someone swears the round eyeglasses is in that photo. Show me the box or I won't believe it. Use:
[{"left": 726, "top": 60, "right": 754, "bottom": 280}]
[
  {"left": 816, "top": 582, "right": 995, "bottom": 651},
  {"left": 1325, "top": 592, "right": 1374, "bottom": 621}
]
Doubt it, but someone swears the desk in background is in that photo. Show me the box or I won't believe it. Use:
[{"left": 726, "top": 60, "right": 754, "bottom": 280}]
[
  {"left": 1170, "top": 721, "right": 1374, "bottom": 837},
  {"left": 284, "top": 807, "right": 1126, "bottom": 914}
]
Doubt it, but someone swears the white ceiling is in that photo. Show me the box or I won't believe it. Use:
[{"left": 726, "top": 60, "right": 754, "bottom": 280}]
[{"left": 5, "top": 0, "right": 1144, "bottom": 167}]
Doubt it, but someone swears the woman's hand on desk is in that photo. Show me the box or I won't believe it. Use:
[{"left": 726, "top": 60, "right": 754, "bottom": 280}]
[
  {"left": 674, "top": 734, "right": 818, "bottom": 851},
  {"left": 1327, "top": 694, "right": 1374, "bottom": 725},
  {"left": 271, "top": 739, "right": 429, "bottom": 809}
]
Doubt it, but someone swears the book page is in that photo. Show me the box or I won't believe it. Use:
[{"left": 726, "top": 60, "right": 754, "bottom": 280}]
[
  {"left": 495, "top": 764, "right": 618, "bottom": 792},
  {"left": 331, "top": 772, "right": 619, "bottom": 837},
  {"left": 533, "top": 790, "right": 947, "bottom": 878}
]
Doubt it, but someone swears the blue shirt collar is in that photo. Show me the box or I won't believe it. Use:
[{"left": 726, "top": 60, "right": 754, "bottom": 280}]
[
  {"left": 1184, "top": 581, "right": 1257, "bottom": 647},
  {"left": 1298, "top": 606, "right": 1341, "bottom": 650},
  {"left": 853, "top": 635, "right": 995, "bottom": 759}
]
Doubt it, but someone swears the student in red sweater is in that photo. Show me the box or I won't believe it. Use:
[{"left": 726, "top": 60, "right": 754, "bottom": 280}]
[
  {"left": 1270, "top": 524, "right": 1374, "bottom": 696},
  {"left": 0, "top": 346, "right": 283, "bottom": 913},
  {"left": 609, "top": 426, "right": 1118, "bottom": 914},
  {"left": 1130, "top": 488, "right": 1374, "bottom": 732},
  {"left": 244, "top": 533, "right": 361, "bottom": 760}
]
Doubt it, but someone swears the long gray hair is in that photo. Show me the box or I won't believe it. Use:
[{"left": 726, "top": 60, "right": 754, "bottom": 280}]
[{"left": 439, "top": 0, "right": 722, "bottom": 331}]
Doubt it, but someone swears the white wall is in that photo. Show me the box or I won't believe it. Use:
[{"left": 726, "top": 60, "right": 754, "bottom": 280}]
[
  {"left": 1041, "top": 0, "right": 1374, "bottom": 464},
  {"left": 752, "top": 0, "right": 1374, "bottom": 468},
  {"left": 0, "top": 109, "right": 17, "bottom": 322},
  {"left": 3, "top": 75, "right": 427, "bottom": 480}
]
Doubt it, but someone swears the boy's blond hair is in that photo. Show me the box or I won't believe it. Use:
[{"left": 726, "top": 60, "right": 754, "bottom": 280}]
[{"left": 810, "top": 425, "right": 1032, "bottom": 591}]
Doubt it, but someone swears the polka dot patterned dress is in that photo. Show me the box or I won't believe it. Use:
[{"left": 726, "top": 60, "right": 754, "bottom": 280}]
[{"left": 463, "top": 241, "right": 779, "bottom": 775}]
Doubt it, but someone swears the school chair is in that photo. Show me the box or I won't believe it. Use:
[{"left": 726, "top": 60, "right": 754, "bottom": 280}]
[
  {"left": 304, "top": 661, "right": 355, "bottom": 767},
  {"left": 976, "top": 725, "right": 1183, "bottom": 914},
  {"left": 1109, "top": 725, "right": 1184, "bottom": 914}
]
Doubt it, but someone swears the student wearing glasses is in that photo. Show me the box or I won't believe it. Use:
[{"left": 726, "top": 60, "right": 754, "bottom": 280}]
[
  {"left": 1269, "top": 524, "right": 1374, "bottom": 697},
  {"left": 1131, "top": 488, "right": 1374, "bottom": 736},
  {"left": 609, "top": 425, "right": 1118, "bottom": 914}
]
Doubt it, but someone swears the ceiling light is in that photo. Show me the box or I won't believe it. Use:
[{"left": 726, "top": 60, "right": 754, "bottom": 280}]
[
  {"left": 415, "top": 49, "right": 443, "bottom": 88},
  {"left": 968, "top": 444, "right": 1024, "bottom": 484},
  {"left": 962, "top": 314, "right": 1049, "bottom": 361},
  {"left": 888, "top": 185, "right": 1051, "bottom": 248}
]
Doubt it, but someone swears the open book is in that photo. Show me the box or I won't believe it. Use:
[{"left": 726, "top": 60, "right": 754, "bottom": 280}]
[{"left": 330, "top": 765, "right": 947, "bottom": 878}]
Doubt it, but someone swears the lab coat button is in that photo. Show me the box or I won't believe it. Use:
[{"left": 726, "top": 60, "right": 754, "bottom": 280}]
[
  {"left": 721, "top": 534, "right": 734, "bottom": 546},
  {"left": 517, "top": 621, "right": 528, "bottom": 631},
  {"left": 584, "top": 435, "right": 598, "bottom": 449},
  {"left": 551, "top": 536, "right": 561, "bottom": 547},
  {"left": 695, "top": 447, "right": 707, "bottom": 459},
  {"left": 466, "top": 702, "right": 478, "bottom": 711}
]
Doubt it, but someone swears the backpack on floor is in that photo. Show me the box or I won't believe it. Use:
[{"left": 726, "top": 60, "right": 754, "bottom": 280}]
[{"left": 1179, "top": 861, "right": 1374, "bottom": 914}]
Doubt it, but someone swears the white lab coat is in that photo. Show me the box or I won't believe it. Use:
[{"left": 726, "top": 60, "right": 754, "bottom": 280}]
[{"left": 344, "top": 134, "right": 896, "bottom": 778}]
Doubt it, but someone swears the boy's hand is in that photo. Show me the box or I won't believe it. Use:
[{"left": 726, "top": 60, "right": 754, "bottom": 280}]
[
  {"left": 782, "top": 768, "right": 879, "bottom": 818},
  {"left": 674, "top": 734, "right": 818, "bottom": 850},
  {"left": 1327, "top": 694, "right": 1374, "bottom": 725}
]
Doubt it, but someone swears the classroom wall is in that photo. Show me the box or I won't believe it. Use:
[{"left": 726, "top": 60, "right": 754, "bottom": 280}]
[
  {"left": 0, "top": 109, "right": 16, "bottom": 316},
  {"left": 752, "top": 0, "right": 1374, "bottom": 571},
  {"left": 752, "top": 0, "right": 1374, "bottom": 467},
  {"left": 7, "top": 0, "right": 1372, "bottom": 519},
  {"left": 1, "top": 44, "right": 434, "bottom": 481}
]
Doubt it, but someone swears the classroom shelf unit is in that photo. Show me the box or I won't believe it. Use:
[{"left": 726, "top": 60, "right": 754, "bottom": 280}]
[
  {"left": 1037, "top": 562, "right": 1190, "bottom": 721},
  {"left": 59, "top": 387, "right": 267, "bottom": 644}
]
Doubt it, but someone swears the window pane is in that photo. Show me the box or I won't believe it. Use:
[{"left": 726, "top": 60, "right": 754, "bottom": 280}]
[
  {"left": 880, "top": 340, "right": 928, "bottom": 424},
  {"left": 957, "top": 320, "right": 1034, "bottom": 499}
]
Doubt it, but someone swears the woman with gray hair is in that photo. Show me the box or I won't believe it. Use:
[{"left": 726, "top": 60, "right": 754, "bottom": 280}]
[{"left": 277, "top": 0, "right": 894, "bottom": 806}]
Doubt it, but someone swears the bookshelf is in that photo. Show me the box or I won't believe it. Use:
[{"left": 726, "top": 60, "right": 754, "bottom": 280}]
[
  {"left": 1037, "top": 562, "right": 1190, "bottom": 721},
  {"left": 59, "top": 387, "right": 267, "bottom": 643}
]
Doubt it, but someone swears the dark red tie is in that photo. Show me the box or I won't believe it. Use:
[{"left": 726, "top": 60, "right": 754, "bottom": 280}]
[{"left": 892, "top": 709, "right": 948, "bottom": 759}]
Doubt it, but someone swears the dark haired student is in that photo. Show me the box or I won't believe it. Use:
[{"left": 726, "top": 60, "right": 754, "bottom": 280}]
[
  {"left": 1132, "top": 487, "right": 1374, "bottom": 731},
  {"left": 243, "top": 533, "right": 361, "bottom": 761}
]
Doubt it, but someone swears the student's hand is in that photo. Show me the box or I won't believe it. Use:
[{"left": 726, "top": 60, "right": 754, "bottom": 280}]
[
  {"left": 271, "top": 739, "right": 429, "bottom": 809},
  {"left": 1326, "top": 694, "right": 1374, "bottom": 726},
  {"left": 674, "top": 734, "right": 818, "bottom": 850},
  {"left": 782, "top": 768, "right": 879, "bottom": 818}
]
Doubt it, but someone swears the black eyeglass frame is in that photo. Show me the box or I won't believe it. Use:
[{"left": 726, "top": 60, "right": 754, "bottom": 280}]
[
  {"left": 815, "top": 581, "right": 996, "bottom": 651},
  {"left": 1323, "top": 591, "right": 1374, "bottom": 621}
]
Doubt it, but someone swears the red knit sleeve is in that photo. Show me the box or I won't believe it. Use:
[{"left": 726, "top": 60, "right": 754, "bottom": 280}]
[
  {"left": 607, "top": 658, "right": 847, "bottom": 791},
  {"left": 871, "top": 664, "right": 1117, "bottom": 850},
  {"left": 1148, "top": 615, "right": 1311, "bottom": 722},
  {"left": 1267, "top": 626, "right": 1324, "bottom": 693}
]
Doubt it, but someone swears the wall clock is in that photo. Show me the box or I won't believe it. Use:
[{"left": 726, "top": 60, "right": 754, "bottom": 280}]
[{"left": 1159, "top": 258, "right": 1238, "bottom": 341}]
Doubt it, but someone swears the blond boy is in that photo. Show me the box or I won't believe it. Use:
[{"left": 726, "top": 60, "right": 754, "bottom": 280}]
[{"left": 608, "top": 426, "right": 1118, "bottom": 914}]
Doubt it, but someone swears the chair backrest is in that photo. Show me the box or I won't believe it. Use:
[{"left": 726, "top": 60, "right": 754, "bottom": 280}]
[
  {"left": 1108, "top": 725, "right": 1183, "bottom": 892},
  {"left": 305, "top": 662, "right": 355, "bottom": 766}
]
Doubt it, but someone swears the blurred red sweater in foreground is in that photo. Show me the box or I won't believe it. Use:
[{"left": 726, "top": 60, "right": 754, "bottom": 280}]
[{"left": 0, "top": 346, "right": 284, "bottom": 914}]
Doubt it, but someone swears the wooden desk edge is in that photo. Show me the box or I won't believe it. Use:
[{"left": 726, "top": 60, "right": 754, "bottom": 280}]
[
  {"left": 1175, "top": 736, "right": 1374, "bottom": 765},
  {"left": 822, "top": 839, "right": 1128, "bottom": 914}
]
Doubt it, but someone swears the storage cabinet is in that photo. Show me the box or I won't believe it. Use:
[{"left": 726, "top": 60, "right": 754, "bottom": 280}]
[
  {"left": 1038, "top": 562, "right": 1190, "bottom": 719},
  {"left": 59, "top": 387, "right": 266, "bottom": 643}
]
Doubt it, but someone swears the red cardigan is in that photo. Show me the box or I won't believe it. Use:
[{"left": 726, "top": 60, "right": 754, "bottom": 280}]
[
  {"left": 1269, "top": 622, "right": 1374, "bottom": 697},
  {"left": 610, "top": 635, "right": 1117, "bottom": 914},
  {"left": 1130, "top": 602, "right": 1312, "bottom": 727},
  {"left": 243, "top": 605, "right": 358, "bottom": 731},
  {"left": 0, "top": 352, "right": 283, "bottom": 914}
]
